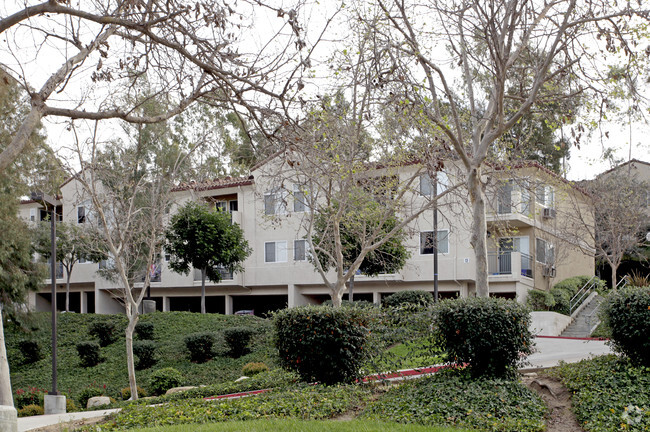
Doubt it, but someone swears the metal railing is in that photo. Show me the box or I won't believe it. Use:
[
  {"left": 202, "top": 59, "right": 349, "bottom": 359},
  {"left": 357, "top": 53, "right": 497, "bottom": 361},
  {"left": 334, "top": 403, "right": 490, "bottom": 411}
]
[
  {"left": 569, "top": 276, "right": 599, "bottom": 316},
  {"left": 193, "top": 266, "right": 233, "bottom": 281},
  {"left": 488, "top": 251, "right": 512, "bottom": 275},
  {"left": 584, "top": 275, "right": 629, "bottom": 334},
  {"left": 520, "top": 253, "right": 533, "bottom": 278}
]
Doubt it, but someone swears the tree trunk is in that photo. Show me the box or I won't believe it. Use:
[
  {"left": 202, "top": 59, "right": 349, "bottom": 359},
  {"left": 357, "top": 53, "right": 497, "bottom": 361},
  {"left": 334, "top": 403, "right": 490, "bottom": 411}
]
[
  {"left": 348, "top": 274, "right": 355, "bottom": 302},
  {"left": 330, "top": 279, "right": 346, "bottom": 308},
  {"left": 125, "top": 303, "right": 139, "bottom": 400},
  {"left": 0, "top": 306, "right": 14, "bottom": 406},
  {"left": 201, "top": 268, "right": 206, "bottom": 314},
  {"left": 468, "top": 166, "right": 489, "bottom": 297},
  {"left": 611, "top": 264, "right": 618, "bottom": 289}
]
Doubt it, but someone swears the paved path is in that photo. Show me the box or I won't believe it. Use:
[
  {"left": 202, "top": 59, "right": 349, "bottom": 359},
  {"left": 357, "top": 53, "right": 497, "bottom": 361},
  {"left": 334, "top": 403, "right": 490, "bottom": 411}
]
[{"left": 17, "top": 337, "right": 613, "bottom": 431}]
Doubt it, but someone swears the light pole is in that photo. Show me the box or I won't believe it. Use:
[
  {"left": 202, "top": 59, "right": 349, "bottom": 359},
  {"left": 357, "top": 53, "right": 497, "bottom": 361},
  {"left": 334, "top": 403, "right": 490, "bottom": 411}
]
[
  {"left": 30, "top": 191, "right": 66, "bottom": 414},
  {"left": 433, "top": 173, "right": 439, "bottom": 302}
]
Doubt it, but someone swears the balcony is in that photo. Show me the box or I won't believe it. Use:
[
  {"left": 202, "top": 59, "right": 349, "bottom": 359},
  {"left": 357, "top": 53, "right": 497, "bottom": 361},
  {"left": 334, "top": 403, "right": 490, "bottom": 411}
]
[
  {"left": 194, "top": 266, "right": 234, "bottom": 282},
  {"left": 487, "top": 188, "right": 534, "bottom": 228},
  {"left": 488, "top": 251, "right": 533, "bottom": 279}
]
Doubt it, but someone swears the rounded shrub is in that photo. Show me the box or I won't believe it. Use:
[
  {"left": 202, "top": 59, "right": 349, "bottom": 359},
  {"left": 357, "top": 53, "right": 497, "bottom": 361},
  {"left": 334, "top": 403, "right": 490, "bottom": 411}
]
[
  {"left": 18, "top": 340, "right": 42, "bottom": 364},
  {"left": 242, "top": 362, "right": 269, "bottom": 376},
  {"left": 76, "top": 386, "right": 103, "bottom": 408},
  {"left": 383, "top": 290, "right": 434, "bottom": 308},
  {"left": 223, "top": 327, "right": 253, "bottom": 357},
  {"left": 66, "top": 398, "right": 78, "bottom": 412},
  {"left": 184, "top": 332, "right": 215, "bottom": 363},
  {"left": 526, "top": 289, "right": 556, "bottom": 311},
  {"left": 133, "top": 340, "right": 157, "bottom": 370},
  {"left": 601, "top": 286, "right": 650, "bottom": 366},
  {"left": 14, "top": 387, "right": 46, "bottom": 409},
  {"left": 149, "top": 367, "right": 184, "bottom": 396},
  {"left": 135, "top": 321, "right": 155, "bottom": 340},
  {"left": 88, "top": 320, "right": 117, "bottom": 347},
  {"left": 432, "top": 297, "right": 533, "bottom": 377},
  {"left": 76, "top": 341, "right": 102, "bottom": 367},
  {"left": 273, "top": 305, "right": 372, "bottom": 384},
  {"left": 121, "top": 386, "right": 147, "bottom": 400},
  {"left": 322, "top": 299, "right": 377, "bottom": 308},
  {"left": 17, "top": 404, "right": 44, "bottom": 417}
]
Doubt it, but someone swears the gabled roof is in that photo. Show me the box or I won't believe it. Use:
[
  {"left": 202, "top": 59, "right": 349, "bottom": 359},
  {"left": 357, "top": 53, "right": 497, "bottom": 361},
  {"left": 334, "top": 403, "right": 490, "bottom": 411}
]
[
  {"left": 172, "top": 176, "right": 254, "bottom": 193},
  {"left": 597, "top": 158, "right": 650, "bottom": 178}
]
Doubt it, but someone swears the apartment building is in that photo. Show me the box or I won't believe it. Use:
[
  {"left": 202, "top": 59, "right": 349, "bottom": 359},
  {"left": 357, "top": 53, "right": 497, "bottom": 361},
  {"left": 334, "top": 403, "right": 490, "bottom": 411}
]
[{"left": 19, "top": 158, "right": 595, "bottom": 315}]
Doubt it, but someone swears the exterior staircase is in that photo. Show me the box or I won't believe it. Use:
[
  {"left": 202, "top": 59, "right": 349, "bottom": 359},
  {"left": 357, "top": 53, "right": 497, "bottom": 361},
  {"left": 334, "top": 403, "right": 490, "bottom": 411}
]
[{"left": 560, "top": 294, "right": 604, "bottom": 338}]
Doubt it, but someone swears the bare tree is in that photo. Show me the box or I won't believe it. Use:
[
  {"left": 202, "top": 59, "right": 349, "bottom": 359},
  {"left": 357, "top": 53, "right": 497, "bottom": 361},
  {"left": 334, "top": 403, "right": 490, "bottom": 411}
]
[
  {"left": 0, "top": 0, "right": 323, "bottom": 171},
  {"left": 354, "top": 0, "right": 650, "bottom": 297}
]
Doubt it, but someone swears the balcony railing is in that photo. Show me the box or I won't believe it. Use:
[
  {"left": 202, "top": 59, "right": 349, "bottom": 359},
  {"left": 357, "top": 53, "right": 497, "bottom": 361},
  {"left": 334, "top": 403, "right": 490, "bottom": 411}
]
[
  {"left": 194, "top": 266, "right": 233, "bottom": 282},
  {"left": 488, "top": 251, "right": 533, "bottom": 278}
]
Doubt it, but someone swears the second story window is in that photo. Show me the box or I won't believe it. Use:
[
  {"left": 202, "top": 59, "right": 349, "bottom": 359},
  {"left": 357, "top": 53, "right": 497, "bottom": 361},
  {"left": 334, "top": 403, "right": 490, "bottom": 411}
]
[
  {"left": 294, "top": 239, "right": 309, "bottom": 261},
  {"left": 497, "top": 181, "right": 513, "bottom": 214},
  {"left": 535, "top": 238, "right": 554, "bottom": 265},
  {"left": 420, "top": 230, "right": 449, "bottom": 254},
  {"left": 293, "top": 185, "right": 308, "bottom": 212},
  {"left": 536, "top": 184, "right": 555, "bottom": 209},
  {"left": 265, "top": 241, "right": 287, "bottom": 263},
  {"left": 77, "top": 201, "right": 90, "bottom": 224},
  {"left": 264, "top": 190, "right": 286, "bottom": 215},
  {"left": 420, "top": 172, "right": 448, "bottom": 196},
  {"left": 30, "top": 208, "right": 36, "bottom": 222}
]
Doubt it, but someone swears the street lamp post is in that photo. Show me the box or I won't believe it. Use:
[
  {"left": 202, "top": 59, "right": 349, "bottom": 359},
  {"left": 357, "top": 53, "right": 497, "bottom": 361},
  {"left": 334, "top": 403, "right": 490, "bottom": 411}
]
[
  {"left": 30, "top": 191, "right": 66, "bottom": 414},
  {"left": 433, "top": 173, "right": 439, "bottom": 302}
]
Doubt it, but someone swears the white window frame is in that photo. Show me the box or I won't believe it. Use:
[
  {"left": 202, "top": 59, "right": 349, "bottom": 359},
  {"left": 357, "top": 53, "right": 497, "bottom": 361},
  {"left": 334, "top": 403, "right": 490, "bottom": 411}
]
[
  {"left": 419, "top": 171, "right": 448, "bottom": 196},
  {"left": 264, "top": 241, "right": 288, "bottom": 263},
  {"left": 293, "top": 184, "right": 309, "bottom": 213},
  {"left": 419, "top": 230, "right": 449, "bottom": 255},
  {"left": 536, "top": 184, "right": 555, "bottom": 209},
  {"left": 293, "top": 239, "right": 310, "bottom": 261},
  {"left": 264, "top": 190, "right": 287, "bottom": 215},
  {"left": 30, "top": 208, "right": 36, "bottom": 222},
  {"left": 535, "top": 238, "right": 554, "bottom": 265}
]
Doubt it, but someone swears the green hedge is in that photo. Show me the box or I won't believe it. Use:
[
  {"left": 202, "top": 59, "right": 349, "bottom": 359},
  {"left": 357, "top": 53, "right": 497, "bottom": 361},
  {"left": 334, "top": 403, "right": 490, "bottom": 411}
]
[
  {"left": 149, "top": 367, "right": 184, "bottom": 396},
  {"left": 76, "top": 341, "right": 102, "bottom": 367},
  {"left": 88, "top": 320, "right": 118, "bottom": 347},
  {"left": 432, "top": 297, "right": 533, "bottom": 377},
  {"left": 223, "top": 327, "right": 253, "bottom": 358},
  {"left": 273, "top": 305, "right": 372, "bottom": 384},
  {"left": 527, "top": 276, "right": 606, "bottom": 314},
  {"left": 133, "top": 340, "right": 157, "bottom": 370},
  {"left": 184, "top": 332, "right": 215, "bottom": 363},
  {"left": 382, "top": 290, "right": 434, "bottom": 308},
  {"left": 601, "top": 286, "right": 650, "bottom": 366}
]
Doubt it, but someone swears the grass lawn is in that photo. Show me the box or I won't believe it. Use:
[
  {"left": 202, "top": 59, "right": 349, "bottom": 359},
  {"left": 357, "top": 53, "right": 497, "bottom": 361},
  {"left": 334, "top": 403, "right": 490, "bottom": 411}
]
[{"left": 127, "top": 419, "right": 475, "bottom": 432}]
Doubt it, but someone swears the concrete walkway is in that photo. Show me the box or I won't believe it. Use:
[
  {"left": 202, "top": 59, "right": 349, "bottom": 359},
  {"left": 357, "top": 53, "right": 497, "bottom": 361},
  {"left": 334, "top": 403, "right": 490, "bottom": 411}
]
[{"left": 17, "top": 336, "right": 614, "bottom": 431}]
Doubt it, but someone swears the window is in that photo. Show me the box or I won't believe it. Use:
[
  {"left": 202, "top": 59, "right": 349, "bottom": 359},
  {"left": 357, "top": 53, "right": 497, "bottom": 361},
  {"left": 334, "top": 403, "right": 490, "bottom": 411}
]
[
  {"left": 265, "top": 241, "right": 288, "bottom": 263},
  {"left": 30, "top": 208, "right": 36, "bottom": 222},
  {"left": 420, "top": 230, "right": 449, "bottom": 254},
  {"left": 229, "top": 200, "right": 238, "bottom": 212},
  {"left": 497, "top": 181, "right": 513, "bottom": 214},
  {"left": 536, "top": 184, "right": 555, "bottom": 208},
  {"left": 536, "top": 238, "right": 554, "bottom": 265},
  {"left": 293, "top": 185, "right": 308, "bottom": 212},
  {"left": 264, "top": 190, "right": 286, "bottom": 215},
  {"left": 215, "top": 201, "right": 227, "bottom": 212},
  {"left": 419, "top": 172, "right": 448, "bottom": 196},
  {"left": 77, "top": 202, "right": 89, "bottom": 224},
  {"left": 78, "top": 257, "right": 87, "bottom": 264},
  {"left": 294, "top": 239, "right": 309, "bottom": 261},
  {"left": 520, "top": 180, "right": 532, "bottom": 215}
]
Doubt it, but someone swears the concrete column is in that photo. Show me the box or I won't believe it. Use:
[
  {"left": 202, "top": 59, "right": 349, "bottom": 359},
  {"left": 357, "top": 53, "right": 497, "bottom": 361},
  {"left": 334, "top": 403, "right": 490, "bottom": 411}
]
[
  {"left": 142, "top": 300, "right": 156, "bottom": 314},
  {"left": 373, "top": 292, "right": 381, "bottom": 305},
  {"left": 44, "top": 394, "right": 66, "bottom": 415},
  {"left": 225, "top": 295, "right": 234, "bottom": 315},
  {"left": 0, "top": 406, "right": 17, "bottom": 432},
  {"left": 163, "top": 297, "right": 169, "bottom": 312},
  {"left": 81, "top": 291, "right": 87, "bottom": 314},
  {"left": 287, "top": 284, "right": 308, "bottom": 307}
]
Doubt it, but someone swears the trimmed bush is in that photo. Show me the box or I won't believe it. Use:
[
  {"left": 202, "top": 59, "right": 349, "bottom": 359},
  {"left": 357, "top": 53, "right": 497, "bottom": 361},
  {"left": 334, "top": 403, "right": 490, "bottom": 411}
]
[
  {"left": 121, "top": 386, "right": 147, "bottom": 400},
  {"left": 135, "top": 322, "right": 155, "bottom": 340},
  {"left": 149, "top": 367, "right": 184, "bottom": 396},
  {"left": 383, "top": 290, "right": 434, "bottom": 308},
  {"left": 274, "top": 305, "right": 372, "bottom": 384},
  {"left": 432, "top": 297, "right": 533, "bottom": 377},
  {"left": 184, "top": 332, "right": 215, "bottom": 363},
  {"left": 66, "top": 398, "right": 78, "bottom": 412},
  {"left": 88, "top": 320, "right": 117, "bottom": 347},
  {"left": 17, "top": 404, "right": 44, "bottom": 417},
  {"left": 242, "top": 362, "right": 269, "bottom": 376},
  {"left": 601, "top": 286, "right": 650, "bottom": 366},
  {"left": 322, "top": 299, "right": 377, "bottom": 308},
  {"left": 18, "top": 340, "right": 42, "bottom": 364},
  {"left": 223, "top": 327, "right": 253, "bottom": 357},
  {"left": 76, "top": 341, "right": 102, "bottom": 367},
  {"left": 133, "top": 340, "right": 157, "bottom": 370},
  {"left": 526, "top": 289, "right": 556, "bottom": 311},
  {"left": 77, "top": 386, "right": 104, "bottom": 407}
]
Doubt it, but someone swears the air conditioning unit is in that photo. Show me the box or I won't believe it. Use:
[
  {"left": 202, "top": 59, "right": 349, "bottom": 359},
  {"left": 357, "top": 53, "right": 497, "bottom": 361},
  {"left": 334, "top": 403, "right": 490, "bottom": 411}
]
[
  {"left": 542, "top": 265, "right": 556, "bottom": 278},
  {"left": 542, "top": 208, "right": 556, "bottom": 219}
]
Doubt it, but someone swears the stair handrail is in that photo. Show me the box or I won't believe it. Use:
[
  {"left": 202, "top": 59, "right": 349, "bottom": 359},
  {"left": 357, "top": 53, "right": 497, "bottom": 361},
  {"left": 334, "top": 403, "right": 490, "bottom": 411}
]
[
  {"left": 584, "top": 275, "right": 629, "bottom": 335},
  {"left": 615, "top": 274, "right": 629, "bottom": 290},
  {"left": 570, "top": 276, "right": 598, "bottom": 316}
]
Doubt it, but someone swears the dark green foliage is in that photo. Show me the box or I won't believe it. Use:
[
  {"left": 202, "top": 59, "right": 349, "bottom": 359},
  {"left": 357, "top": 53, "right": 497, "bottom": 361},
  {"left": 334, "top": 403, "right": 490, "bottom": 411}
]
[
  {"left": 242, "top": 362, "right": 269, "bottom": 376},
  {"left": 133, "top": 340, "right": 157, "bottom": 370},
  {"left": 526, "top": 276, "right": 606, "bottom": 314},
  {"left": 382, "top": 290, "right": 434, "bottom": 308},
  {"left": 432, "top": 297, "right": 533, "bottom": 377},
  {"left": 525, "top": 289, "right": 556, "bottom": 311},
  {"left": 76, "top": 341, "right": 102, "bottom": 367},
  {"left": 88, "top": 320, "right": 117, "bottom": 347},
  {"left": 77, "top": 386, "right": 104, "bottom": 408},
  {"left": 164, "top": 201, "right": 251, "bottom": 283},
  {"left": 18, "top": 340, "right": 42, "bottom": 364},
  {"left": 274, "top": 305, "right": 371, "bottom": 384},
  {"left": 223, "top": 327, "right": 253, "bottom": 357},
  {"left": 14, "top": 387, "right": 45, "bottom": 409},
  {"left": 601, "top": 287, "right": 650, "bottom": 366},
  {"left": 363, "top": 368, "right": 546, "bottom": 431},
  {"left": 184, "top": 332, "right": 215, "bottom": 363},
  {"left": 549, "top": 355, "right": 650, "bottom": 432},
  {"left": 149, "top": 367, "right": 184, "bottom": 396},
  {"left": 321, "top": 299, "right": 377, "bottom": 308},
  {"left": 17, "top": 404, "right": 44, "bottom": 417},
  {"left": 84, "top": 385, "right": 370, "bottom": 430},
  {"left": 135, "top": 322, "right": 155, "bottom": 340}
]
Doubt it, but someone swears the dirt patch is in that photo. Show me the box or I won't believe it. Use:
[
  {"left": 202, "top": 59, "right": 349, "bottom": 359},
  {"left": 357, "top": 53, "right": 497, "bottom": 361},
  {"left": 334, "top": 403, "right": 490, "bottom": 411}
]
[
  {"left": 23, "top": 415, "right": 107, "bottom": 432},
  {"left": 522, "top": 373, "right": 584, "bottom": 432}
]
